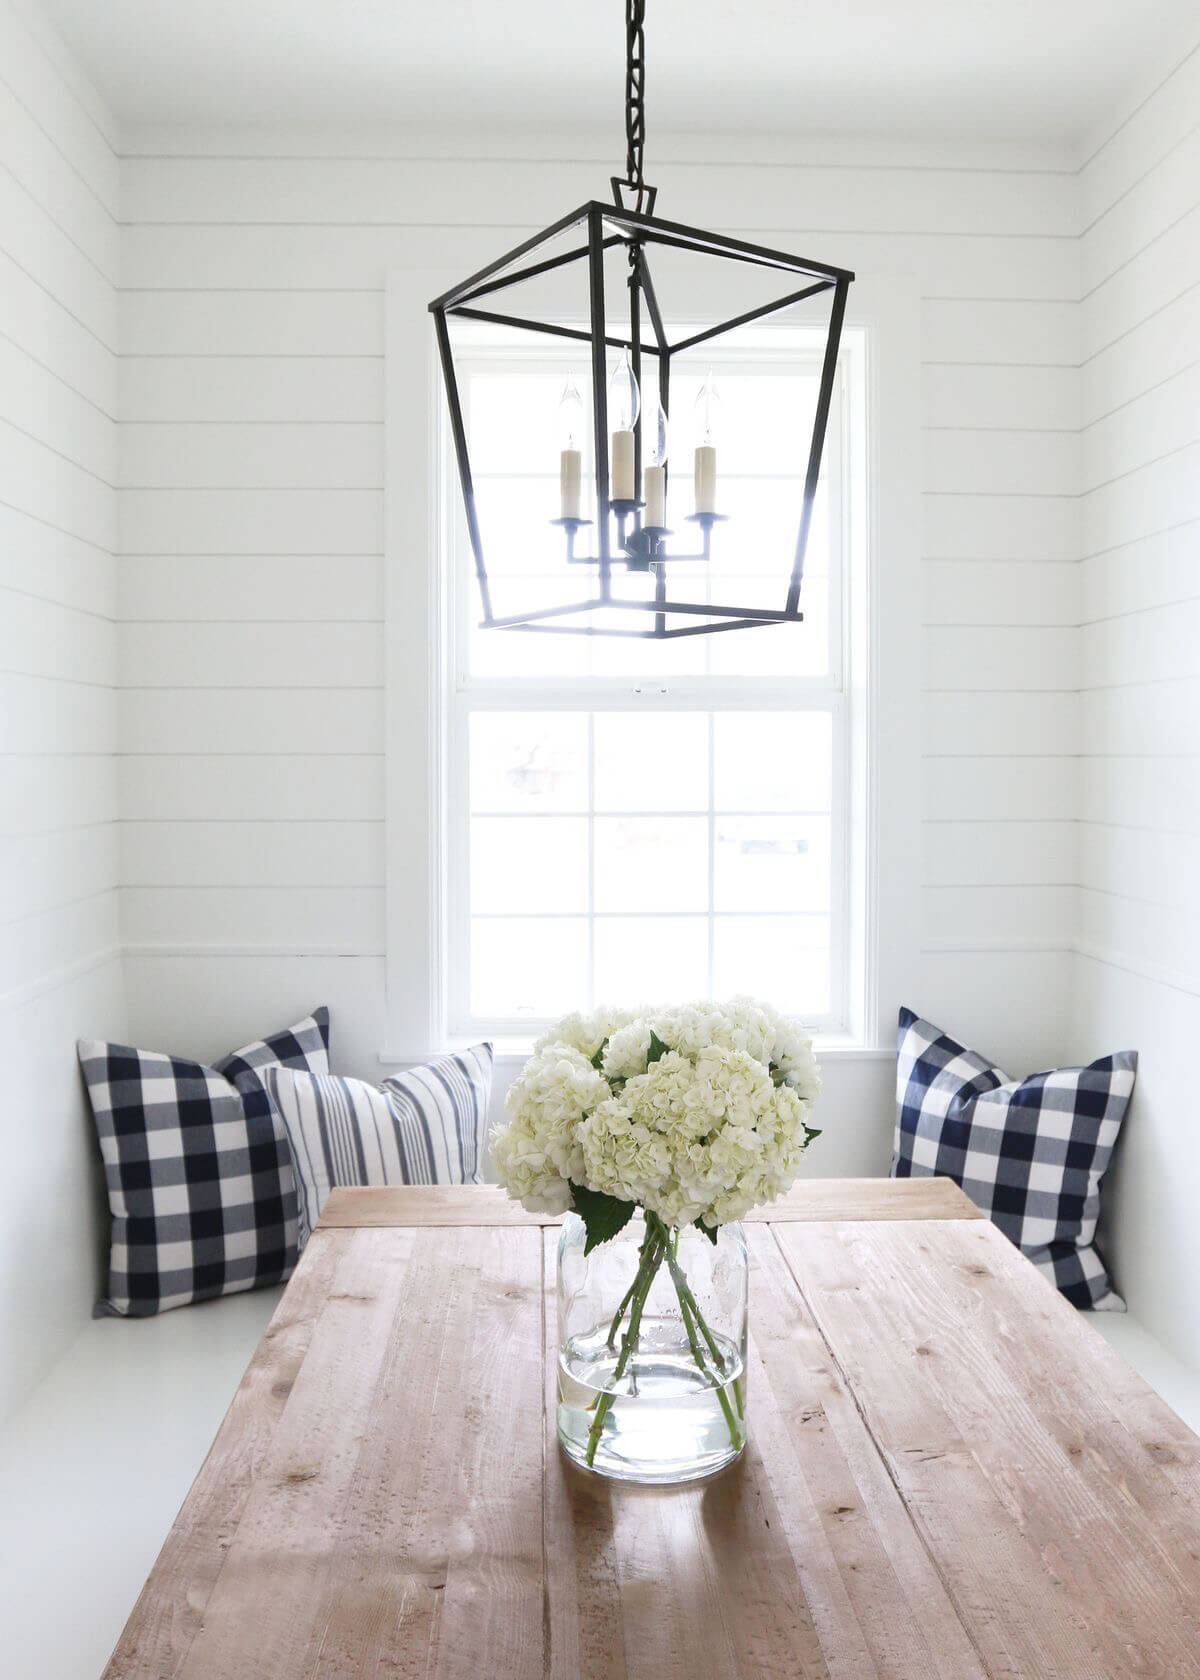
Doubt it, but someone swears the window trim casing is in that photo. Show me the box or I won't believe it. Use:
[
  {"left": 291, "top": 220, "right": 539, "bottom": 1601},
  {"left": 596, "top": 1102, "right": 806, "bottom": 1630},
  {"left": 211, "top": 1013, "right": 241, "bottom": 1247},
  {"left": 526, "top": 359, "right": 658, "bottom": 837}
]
[{"left": 383, "top": 259, "right": 920, "bottom": 1062}]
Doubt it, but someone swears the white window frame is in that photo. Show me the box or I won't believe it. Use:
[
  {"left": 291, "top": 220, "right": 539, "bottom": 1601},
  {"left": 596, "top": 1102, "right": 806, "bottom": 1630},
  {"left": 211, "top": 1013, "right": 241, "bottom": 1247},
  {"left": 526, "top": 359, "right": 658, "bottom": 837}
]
[
  {"left": 443, "top": 335, "right": 854, "bottom": 1040},
  {"left": 383, "top": 258, "right": 920, "bottom": 1064}
]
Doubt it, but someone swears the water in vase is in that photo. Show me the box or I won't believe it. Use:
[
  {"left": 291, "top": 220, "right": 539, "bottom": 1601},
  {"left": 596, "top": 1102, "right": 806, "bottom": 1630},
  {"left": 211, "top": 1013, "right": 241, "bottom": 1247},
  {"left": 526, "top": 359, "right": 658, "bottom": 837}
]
[{"left": 558, "top": 1314, "right": 746, "bottom": 1483}]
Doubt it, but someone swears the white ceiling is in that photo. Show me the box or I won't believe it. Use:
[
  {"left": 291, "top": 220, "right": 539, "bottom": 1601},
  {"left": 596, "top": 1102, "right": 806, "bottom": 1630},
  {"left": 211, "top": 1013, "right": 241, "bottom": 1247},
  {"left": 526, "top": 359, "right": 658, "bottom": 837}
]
[{"left": 43, "top": 0, "right": 1198, "bottom": 144}]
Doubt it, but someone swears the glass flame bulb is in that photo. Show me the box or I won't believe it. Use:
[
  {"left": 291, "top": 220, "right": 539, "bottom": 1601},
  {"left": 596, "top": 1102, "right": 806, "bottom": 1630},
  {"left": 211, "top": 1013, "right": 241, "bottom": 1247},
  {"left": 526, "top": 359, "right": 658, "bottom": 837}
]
[
  {"left": 647, "top": 396, "right": 670, "bottom": 467},
  {"left": 557, "top": 375, "right": 585, "bottom": 452},
  {"left": 694, "top": 370, "right": 720, "bottom": 446},
  {"left": 608, "top": 348, "right": 641, "bottom": 433}
]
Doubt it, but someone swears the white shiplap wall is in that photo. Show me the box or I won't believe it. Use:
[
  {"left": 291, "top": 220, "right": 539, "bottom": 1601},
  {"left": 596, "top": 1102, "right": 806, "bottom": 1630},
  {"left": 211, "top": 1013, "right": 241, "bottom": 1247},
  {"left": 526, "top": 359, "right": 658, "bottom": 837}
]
[
  {"left": 2, "top": 1, "right": 1195, "bottom": 1411},
  {"left": 1072, "top": 42, "right": 1200, "bottom": 1366},
  {"left": 115, "top": 126, "right": 1083, "bottom": 1148},
  {"left": 0, "top": 0, "right": 125, "bottom": 1421}
]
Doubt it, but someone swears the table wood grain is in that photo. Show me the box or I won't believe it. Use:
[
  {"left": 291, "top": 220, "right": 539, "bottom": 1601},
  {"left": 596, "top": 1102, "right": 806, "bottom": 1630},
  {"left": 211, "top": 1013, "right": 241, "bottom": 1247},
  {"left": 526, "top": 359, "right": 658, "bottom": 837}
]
[
  {"left": 316, "top": 1177, "right": 984, "bottom": 1228},
  {"left": 105, "top": 1182, "right": 1200, "bottom": 1678}
]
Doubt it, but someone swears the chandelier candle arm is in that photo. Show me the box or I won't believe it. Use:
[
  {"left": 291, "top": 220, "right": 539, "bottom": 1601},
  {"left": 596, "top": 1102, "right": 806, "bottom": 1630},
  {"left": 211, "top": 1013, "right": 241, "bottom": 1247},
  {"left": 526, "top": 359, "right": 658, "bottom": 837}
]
[
  {"left": 693, "top": 370, "right": 719, "bottom": 515},
  {"left": 557, "top": 374, "right": 586, "bottom": 519},
  {"left": 694, "top": 447, "right": 717, "bottom": 516},
  {"left": 608, "top": 347, "right": 641, "bottom": 504},
  {"left": 644, "top": 464, "right": 666, "bottom": 527},
  {"left": 643, "top": 392, "right": 669, "bottom": 527},
  {"left": 560, "top": 451, "right": 582, "bottom": 520},
  {"left": 611, "top": 431, "right": 635, "bottom": 503}
]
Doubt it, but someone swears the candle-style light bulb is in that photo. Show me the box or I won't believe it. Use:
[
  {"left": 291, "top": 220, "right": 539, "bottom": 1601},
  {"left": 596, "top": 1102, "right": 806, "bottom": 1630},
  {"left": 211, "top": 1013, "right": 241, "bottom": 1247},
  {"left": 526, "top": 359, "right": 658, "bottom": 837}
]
[
  {"left": 644, "top": 397, "right": 669, "bottom": 528},
  {"left": 609, "top": 349, "right": 641, "bottom": 432},
  {"left": 648, "top": 397, "right": 669, "bottom": 468},
  {"left": 693, "top": 370, "right": 720, "bottom": 515},
  {"left": 694, "top": 370, "right": 720, "bottom": 446},
  {"left": 608, "top": 349, "right": 640, "bottom": 502},
  {"left": 557, "top": 375, "right": 585, "bottom": 519},
  {"left": 557, "top": 374, "right": 585, "bottom": 451}
]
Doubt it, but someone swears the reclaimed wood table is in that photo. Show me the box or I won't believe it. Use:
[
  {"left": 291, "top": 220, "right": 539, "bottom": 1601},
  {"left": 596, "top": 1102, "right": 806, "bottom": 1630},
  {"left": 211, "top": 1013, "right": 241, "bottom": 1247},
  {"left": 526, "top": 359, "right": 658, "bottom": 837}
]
[{"left": 105, "top": 1180, "right": 1200, "bottom": 1677}]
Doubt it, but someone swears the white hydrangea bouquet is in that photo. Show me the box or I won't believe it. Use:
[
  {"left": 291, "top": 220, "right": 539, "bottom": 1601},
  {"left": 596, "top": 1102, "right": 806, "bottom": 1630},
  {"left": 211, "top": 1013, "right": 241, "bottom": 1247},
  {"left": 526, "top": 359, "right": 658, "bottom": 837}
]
[{"left": 491, "top": 997, "right": 821, "bottom": 1472}]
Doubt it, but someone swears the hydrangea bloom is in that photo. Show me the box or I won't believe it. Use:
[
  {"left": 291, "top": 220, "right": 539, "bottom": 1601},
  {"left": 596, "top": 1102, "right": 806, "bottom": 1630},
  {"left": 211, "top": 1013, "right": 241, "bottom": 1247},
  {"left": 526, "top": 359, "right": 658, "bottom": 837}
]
[
  {"left": 490, "top": 1045, "right": 610, "bottom": 1213},
  {"left": 492, "top": 999, "right": 821, "bottom": 1226},
  {"left": 534, "top": 1006, "right": 642, "bottom": 1063}
]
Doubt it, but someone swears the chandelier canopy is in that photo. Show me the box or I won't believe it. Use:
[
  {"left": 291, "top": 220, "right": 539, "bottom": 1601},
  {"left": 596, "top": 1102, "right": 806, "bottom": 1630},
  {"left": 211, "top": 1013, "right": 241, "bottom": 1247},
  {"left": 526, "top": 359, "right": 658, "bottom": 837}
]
[{"left": 430, "top": 0, "right": 855, "bottom": 640}]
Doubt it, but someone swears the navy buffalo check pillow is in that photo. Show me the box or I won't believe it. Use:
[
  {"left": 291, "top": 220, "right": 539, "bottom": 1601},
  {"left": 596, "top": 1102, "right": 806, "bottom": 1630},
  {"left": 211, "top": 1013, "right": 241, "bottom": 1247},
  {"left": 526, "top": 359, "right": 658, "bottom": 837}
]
[
  {"left": 892, "top": 1007, "right": 1136, "bottom": 1310},
  {"left": 78, "top": 1007, "right": 329, "bottom": 1316}
]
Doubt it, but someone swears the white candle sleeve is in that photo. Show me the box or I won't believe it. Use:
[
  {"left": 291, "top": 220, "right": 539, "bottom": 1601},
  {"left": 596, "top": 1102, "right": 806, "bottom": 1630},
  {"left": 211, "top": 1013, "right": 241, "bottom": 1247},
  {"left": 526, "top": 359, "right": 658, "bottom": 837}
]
[
  {"left": 559, "top": 448, "right": 581, "bottom": 519},
  {"left": 694, "top": 445, "right": 717, "bottom": 514},
  {"left": 644, "top": 465, "right": 666, "bottom": 527},
  {"left": 611, "top": 429, "right": 636, "bottom": 501}
]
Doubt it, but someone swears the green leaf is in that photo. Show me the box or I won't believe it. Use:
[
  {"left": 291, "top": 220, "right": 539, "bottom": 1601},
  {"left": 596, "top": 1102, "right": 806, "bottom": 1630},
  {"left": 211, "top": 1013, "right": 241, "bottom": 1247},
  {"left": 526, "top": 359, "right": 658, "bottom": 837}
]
[
  {"left": 569, "top": 1181, "right": 637, "bottom": 1254},
  {"left": 589, "top": 1037, "right": 608, "bottom": 1071},
  {"left": 646, "top": 1029, "right": 670, "bottom": 1065},
  {"left": 803, "top": 1124, "right": 822, "bottom": 1145},
  {"left": 694, "top": 1216, "right": 720, "bottom": 1245}
]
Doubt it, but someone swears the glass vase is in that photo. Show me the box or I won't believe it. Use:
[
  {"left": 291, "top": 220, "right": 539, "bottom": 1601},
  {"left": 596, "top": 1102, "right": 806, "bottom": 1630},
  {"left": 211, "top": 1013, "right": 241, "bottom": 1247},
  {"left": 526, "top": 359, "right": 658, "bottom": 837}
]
[{"left": 556, "top": 1210, "right": 748, "bottom": 1484}]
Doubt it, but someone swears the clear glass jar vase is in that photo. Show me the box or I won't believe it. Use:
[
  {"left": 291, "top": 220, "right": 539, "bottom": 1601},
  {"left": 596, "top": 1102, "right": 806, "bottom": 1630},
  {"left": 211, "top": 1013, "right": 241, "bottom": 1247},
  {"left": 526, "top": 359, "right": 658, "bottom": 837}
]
[{"left": 556, "top": 1211, "right": 748, "bottom": 1484}]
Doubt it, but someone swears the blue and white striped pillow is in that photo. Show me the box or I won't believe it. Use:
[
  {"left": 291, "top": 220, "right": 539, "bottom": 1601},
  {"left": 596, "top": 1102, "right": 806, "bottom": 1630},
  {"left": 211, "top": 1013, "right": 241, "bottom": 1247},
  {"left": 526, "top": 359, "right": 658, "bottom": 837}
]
[{"left": 264, "top": 1045, "right": 493, "bottom": 1245}]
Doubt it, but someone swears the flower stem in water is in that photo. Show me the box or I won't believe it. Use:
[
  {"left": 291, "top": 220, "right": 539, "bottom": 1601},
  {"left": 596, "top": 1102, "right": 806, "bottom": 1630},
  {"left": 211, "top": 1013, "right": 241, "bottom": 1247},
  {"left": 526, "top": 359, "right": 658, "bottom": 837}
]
[
  {"left": 653, "top": 1218, "right": 744, "bottom": 1448},
  {"left": 584, "top": 1231, "right": 665, "bottom": 1466},
  {"left": 605, "top": 1274, "right": 641, "bottom": 1350}
]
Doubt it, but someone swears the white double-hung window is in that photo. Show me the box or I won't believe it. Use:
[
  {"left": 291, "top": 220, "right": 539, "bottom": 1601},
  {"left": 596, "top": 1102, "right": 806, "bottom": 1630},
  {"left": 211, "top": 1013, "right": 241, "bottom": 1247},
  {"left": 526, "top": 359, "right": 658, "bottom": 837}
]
[{"left": 440, "top": 326, "right": 868, "bottom": 1043}]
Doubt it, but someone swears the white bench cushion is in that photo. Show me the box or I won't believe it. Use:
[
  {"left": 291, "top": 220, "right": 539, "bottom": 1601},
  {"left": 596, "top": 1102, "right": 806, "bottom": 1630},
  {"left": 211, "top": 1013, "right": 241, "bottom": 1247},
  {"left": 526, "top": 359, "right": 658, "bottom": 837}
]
[{"left": 0, "top": 1287, "right": 281, "bottom": 1680}]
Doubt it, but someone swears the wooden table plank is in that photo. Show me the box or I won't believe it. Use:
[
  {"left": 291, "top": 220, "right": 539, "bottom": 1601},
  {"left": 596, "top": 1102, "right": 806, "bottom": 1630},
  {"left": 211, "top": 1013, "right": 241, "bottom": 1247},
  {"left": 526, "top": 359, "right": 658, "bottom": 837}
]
[
  {"left": 196, "top": 1225, "right": 542, "bottom": 1679},
  {"left": 740, "top": 1226, "right": 988, "bottom": 1680},
  {"left": 106, "top": 1179, "right": 1200, "bottom": 1678},
  {"left": 776, "top": 1216, "right": 1200, "bottom": 1677},
  {"left": 318, "top": 1177, "right": 983, "bottom": 1229}
]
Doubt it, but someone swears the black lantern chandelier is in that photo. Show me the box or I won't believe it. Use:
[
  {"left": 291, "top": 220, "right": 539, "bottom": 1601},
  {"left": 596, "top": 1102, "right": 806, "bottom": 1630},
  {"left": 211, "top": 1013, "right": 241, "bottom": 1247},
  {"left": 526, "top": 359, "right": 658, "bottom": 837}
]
[{"left": 430, "top": 0, "right": 854, "bottom": 640}]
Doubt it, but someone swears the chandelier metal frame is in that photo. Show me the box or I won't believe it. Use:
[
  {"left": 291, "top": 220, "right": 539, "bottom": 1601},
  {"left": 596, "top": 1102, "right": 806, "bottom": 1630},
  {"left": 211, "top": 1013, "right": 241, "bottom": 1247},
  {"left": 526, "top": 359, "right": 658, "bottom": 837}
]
[{"left": 429, "top": 0, "right": 855, "bottom": 640}]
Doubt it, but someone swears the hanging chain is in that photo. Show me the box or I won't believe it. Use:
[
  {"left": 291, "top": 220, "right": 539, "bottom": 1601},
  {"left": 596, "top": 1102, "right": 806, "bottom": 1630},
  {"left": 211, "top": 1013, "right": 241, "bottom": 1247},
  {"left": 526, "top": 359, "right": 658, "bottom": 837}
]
[
  {"left": 623, "top": 0, "right": 647, "bottom": 198},
  {"left": 611, "top": 0, "right": 657, "bottom": 216}
]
